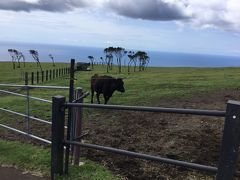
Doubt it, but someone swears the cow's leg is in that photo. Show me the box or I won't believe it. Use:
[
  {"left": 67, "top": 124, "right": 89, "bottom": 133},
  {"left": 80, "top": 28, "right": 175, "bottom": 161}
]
[
  {"left": 104, "top": 95, "right": 110, "bottom": 104},
  {"left": 91, "top": 88, "right": 94, "bottom": 103},
  {"left": 96, "top": 93, "right": 100, "bottom": 104}
]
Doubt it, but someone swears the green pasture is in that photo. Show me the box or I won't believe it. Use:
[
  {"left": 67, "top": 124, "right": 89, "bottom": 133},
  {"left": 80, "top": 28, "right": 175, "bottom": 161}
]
[
  {"left": 1, "top": 61, "right": 240, "bottom": 114},
  {"left": 0, "top": 61, "right": 69, "bottom": 84},
  {"left": 1, "top": 61, "right": 240, "bottom": 179},
  {"left": 0, "top": 140, "right": 118, "bottom": 180}
]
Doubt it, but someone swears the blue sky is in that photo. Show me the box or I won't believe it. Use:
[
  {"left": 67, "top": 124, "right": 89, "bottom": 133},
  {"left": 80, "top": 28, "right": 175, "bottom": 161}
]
[{"left": 0, "top": 0, "right": 240, "bottom": 56}]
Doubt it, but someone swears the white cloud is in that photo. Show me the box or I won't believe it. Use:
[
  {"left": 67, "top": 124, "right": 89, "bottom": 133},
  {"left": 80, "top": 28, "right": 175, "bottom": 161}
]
[
  {"left": 0, "top": 0, "right": 240, "bottom": 33},
  {"left": 23, "top": 0, "right": 40, "bottom": 3},
  {"left": 179, "top": 0, "right": 240, "bottom": 32},
  {"left": 0, "top": 0, "right": 90, "bottom": 12},
  {"left": 105, "top": 0, "right": 189, "bottom": 20}
]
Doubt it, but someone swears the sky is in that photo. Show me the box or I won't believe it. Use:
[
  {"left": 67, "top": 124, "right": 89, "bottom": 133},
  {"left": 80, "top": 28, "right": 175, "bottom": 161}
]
[{"left": 0, "top": 0, "right": 240, "bottom": 56}]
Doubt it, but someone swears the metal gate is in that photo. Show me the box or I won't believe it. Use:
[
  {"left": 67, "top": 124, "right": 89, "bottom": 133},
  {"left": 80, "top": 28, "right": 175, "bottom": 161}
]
[{"left": 51, "top": 96, "right": 240, "bottom": 180}]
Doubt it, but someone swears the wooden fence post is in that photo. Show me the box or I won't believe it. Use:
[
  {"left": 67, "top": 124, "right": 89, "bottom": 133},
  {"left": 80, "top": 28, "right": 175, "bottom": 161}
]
[
  {"left": 25, "top": 72, "right": 28, "bottom": 85},
  {"left": 64, "top": 59, "right": 75, "bottom": 174},
  {"left": 50, "top": 70, "right": 52, "bottom": 80},
  {"left": 53, "top": 69, "right": 55, "bottom": 79},
  {"left": 31, "top": 72, "right": 34, "bottom": 85},
  {"left": 46, "top": 70, "right": 48, "bottom": 81},
  {"left": 37, "top": 71, "right": 39, "bottom": 84},
  {"left": 73, "top": 88, "right": 83, "bottom": 165},
  {"left": 56, "top": 69, "right": 58, "bottom": 78},
  {"left": 216, "top": 100, "right": 240, "bottom": 180},
  {"left": 42, "top": 71, "right": 44, "bottom": 83},
  {"left": 51, "top": 96, "right": 65, "bottom": 180}
]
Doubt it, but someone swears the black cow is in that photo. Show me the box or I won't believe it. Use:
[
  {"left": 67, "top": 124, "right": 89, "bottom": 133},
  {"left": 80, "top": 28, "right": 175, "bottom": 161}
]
[{"left": 91, "top": 74, "right": 125, "bottom": 104}]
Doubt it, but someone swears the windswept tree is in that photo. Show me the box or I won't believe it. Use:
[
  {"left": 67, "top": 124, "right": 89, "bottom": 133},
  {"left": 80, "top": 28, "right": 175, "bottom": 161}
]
[
  {"left": 127, "top": 51, "right": 150, "bottom": 73},
  {"left": 29, "top": 49, "right": 42, "bottom": 72},
  {"left": 142, "top": 55, "right": 150, "bottom": 70},
  {"left": 135, "top": 51, "right": 149, "bottom": 71},
  {"left": 127, "top": 51, "right": 138, "bottom": 72},
  {"left": 127, "top": 51, "right": 135, "bottom": 73},
  {"left": 49, "top": 54, "right": 55, "bottom": 67},
  {"left": 114, "top": 47, "right": 125, "bottom": 73},
  {"left": 100, "top": 56, "right": 104, "bottom": 66},
  {"left": 88, "top": 56, "right": 94, "bottom": 69},
  {"left": 123, "top": 50, "right": 128, "bottom": 67},
  {"left": 8, "top": 49, "right": 26, "bottom": 69},
  {"left": 104, "top": 46, "right": 126, "bottom": 73},
  {"left": 8, "top": 49, "right": 16, "bottom": 69},
  {"left": 104, "top": 47, "right": 115, "bottom": 73},
  {"left": 105, "top": 54, "right": 113, "bottom": 73},
  {"left": 18, "top": 52, "right": 26, "bottom": 67},
  {"left": 13, "top": 49, "right": 21, "bottom": 68},
  {"left": 16, "top": 51, "right": 26, "bottom": 68}
]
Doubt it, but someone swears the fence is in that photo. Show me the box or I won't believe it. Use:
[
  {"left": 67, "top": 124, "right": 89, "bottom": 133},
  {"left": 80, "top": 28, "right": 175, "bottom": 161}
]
[
  {"left": 23, "top": 67, "right": 70, "bottom": 85},
  {"left": 0, "top": 84, "right": 70, "bottom": 145},
  {"left": 2, "top": 59, "right": 240, "bottom": 179},
  {"left": 51, "top": 96, "right": 240, "bottom": 180},
  {"left": 0, "top": 59, "right": 88, "bottom": 174}
]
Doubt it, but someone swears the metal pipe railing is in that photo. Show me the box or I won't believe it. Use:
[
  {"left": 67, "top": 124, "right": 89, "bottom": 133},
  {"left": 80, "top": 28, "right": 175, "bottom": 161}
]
[
  {"left": 72, "top": 92, "right": 89, "bottom": 103},
  {"left": 65, "top": 103, "right": 226, "bottom": 117},
  {"left": 0, "top": 124, "right": 51, "bottom": 144},
  {"left": 0, "top": 89, "right": 52, "bottom": 103},
  {"left": 0, "top": 108, "right": 68, "bottom": 129},
  {"left": 64, "top": 140, "right": 218, "bottom": 173},
  {"left": 0, "top": 108, "right": 52, "bottom": 125},
  {"left": 0, "top": 84, "right": 69, "bottom": 89}
]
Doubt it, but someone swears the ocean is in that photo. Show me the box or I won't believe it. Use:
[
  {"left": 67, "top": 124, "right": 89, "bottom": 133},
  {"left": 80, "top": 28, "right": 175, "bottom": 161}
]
[{"left": 0, "top": 42, "right": 240, "bottom": 67}]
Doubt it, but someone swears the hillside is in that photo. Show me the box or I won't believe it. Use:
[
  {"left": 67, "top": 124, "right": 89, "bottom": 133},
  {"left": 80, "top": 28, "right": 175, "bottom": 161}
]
[{"left": 1, "top": 61, "right": 240, "bottom": 179}]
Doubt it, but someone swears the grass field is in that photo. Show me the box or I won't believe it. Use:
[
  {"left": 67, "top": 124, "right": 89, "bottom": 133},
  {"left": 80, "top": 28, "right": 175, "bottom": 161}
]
[
  {"left": 0, "top": 61, "right": 69, "bottom": 84},
  {"left": 1, "top": 61, "right": 240, "bottom": 118},
  {"left": 1, "top": 61, "right": 240, "bottom": 179},
  {"left": 0, "top": 140, "right": 118, "bottom": 180}
]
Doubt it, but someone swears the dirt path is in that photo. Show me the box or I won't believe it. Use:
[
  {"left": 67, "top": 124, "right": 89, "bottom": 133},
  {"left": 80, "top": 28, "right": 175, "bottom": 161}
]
[{"left": 0, "top": 167, "right": 46, "bottom": 180}]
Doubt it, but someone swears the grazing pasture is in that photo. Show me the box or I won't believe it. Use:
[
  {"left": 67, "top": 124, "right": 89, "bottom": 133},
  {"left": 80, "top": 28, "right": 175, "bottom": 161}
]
[
  {"left": 0, "top": 61, "right": 68, "bottom": 84},
  {"left": 1, "top": 61, "right": 240, "bottom": 179},
  {"left": 91, "top": 74, "right": 125, "bottom": 104}
]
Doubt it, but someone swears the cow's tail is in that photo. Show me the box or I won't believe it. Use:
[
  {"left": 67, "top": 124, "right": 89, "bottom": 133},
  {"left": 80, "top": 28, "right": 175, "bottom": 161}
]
[{"left": 91, "top": 74, "right": 98, "bottom": 103}]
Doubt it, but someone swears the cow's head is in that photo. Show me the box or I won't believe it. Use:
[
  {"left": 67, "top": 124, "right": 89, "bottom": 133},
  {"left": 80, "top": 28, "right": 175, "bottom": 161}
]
[{"left": 116, "top": 78, "right": 125, "bottom": 93}]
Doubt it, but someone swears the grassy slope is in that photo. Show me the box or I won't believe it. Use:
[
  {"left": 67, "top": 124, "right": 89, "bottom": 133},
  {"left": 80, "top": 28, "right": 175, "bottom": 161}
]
[
  {"left": 1, "top": 61, "right": 240, "bottom": 111},
  {"left": 0, "top": 62, "right": 118, "bottom": 179},
  {"left": 0, "top": 61, "right": 69, "bottom": 84},
  {"left": 1, "top": 61, "right": 240, "bottom": 178},
  {"left": 0, "top": 140, "right": 117, "bottom": 179}
]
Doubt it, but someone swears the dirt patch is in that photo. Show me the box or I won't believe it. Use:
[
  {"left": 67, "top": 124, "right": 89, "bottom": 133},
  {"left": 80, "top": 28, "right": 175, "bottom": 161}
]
[
  {"left": 81, "top": 88, "right": 240, "bottom": 179},
  {"left": 0, "top": 166, "right": 46, "bottom": 180},
  {"left": 1, "top": 88, "right": 240, "bottom": 179}
]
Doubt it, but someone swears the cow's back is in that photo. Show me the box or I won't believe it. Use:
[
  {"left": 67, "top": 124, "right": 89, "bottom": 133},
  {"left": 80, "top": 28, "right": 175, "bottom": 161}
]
[{"left": 91, "top": 75, "right": 113, "bottom": 94}]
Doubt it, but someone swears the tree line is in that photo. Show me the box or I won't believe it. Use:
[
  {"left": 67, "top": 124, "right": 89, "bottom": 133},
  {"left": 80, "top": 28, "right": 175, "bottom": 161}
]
[
  {"left": 8, "top": 49, "right": 56, "bottom": 71},
  {"left": 88, "top": 47, "right": 150, "bottom": 73}
]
